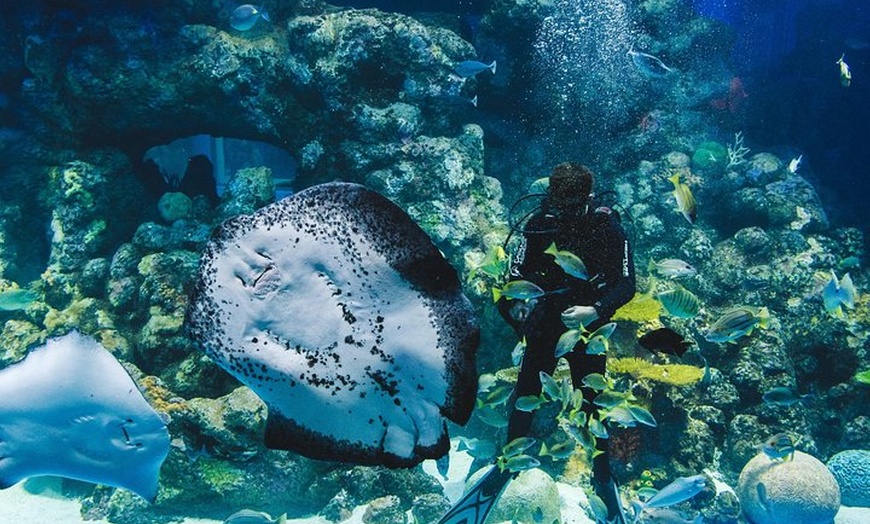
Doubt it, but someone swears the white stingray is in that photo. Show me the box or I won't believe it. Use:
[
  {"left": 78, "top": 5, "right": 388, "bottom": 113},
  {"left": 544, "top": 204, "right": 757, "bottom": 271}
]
[
  {"left": 0, "top": 331, "right": 170, "bottom": 501},
  {"left": 187, "top": 182, "right": 478, "bottom": 467}
]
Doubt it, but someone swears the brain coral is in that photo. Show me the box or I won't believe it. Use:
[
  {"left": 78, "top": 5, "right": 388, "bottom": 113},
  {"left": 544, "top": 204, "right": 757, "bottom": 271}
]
[
  {"left": 737, "top": 451, "right": 840, "bottom": 524},
  {"left": 827, "top": 449, "right": 870, "bottom": 507}
]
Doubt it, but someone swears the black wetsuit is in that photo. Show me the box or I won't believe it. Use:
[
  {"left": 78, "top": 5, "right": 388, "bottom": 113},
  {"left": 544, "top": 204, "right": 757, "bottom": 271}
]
[{"left": 498, "top": 202, "right": 635, "bottom": 487}]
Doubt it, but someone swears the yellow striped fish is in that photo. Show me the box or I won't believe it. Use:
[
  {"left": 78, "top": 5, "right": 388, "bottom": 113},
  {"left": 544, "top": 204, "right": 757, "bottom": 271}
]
[
  {"left": 656, "top": 283, "right": 701, "bottom": 318},
  {"left": 669, "top": 173, "right": 697, "bottom": 224}
]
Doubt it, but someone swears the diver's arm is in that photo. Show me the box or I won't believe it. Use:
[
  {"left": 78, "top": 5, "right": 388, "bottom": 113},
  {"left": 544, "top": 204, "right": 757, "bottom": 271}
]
[
  {"left": 498, "top": 215, "right": 550, "bottom": 330},
  {"left": 591, "top": 219, "right": 636, "bottom": 320}
]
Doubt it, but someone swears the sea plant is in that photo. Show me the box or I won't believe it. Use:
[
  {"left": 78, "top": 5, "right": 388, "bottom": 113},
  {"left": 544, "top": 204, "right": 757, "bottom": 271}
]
[
  {"left": 611, "top": 291, "right": 663, "bottom": 323},
  {"left": 608, "top": 357, "right": 705, "bottom": 387},
  {"left": 726, "top": 131, "right": 751, "bottom": 169}
]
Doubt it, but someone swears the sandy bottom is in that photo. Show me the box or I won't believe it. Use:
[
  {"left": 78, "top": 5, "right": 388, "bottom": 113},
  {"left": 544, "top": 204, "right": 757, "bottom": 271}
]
[
  {"left": 5, "top": 449, "right": 865, "bottom": 524},
  {"left": 0, "top": 478, "right": 376, "bottom": 524}
]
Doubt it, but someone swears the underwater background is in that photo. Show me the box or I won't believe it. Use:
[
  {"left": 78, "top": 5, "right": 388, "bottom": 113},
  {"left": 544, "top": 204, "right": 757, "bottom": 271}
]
[{"left": 0, "top": 0, "right": 869, "bottom": 523}]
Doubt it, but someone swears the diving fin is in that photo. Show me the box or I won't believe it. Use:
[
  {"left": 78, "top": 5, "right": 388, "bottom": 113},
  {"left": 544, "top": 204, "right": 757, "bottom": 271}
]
[{"left": 437, "top": 466, "right": 514, "bottom": 524}]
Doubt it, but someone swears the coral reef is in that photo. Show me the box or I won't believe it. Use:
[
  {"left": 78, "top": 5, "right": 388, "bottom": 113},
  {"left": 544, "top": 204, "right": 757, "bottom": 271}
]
[
  {"left": 0, "top": 0, "right": 866, "bottom": 522},
  {"left": 609, "top": 357, "right": 704, "bottom": 386},
  {"left": 827, "top": 449, "right": 870, "bottom": 507}
]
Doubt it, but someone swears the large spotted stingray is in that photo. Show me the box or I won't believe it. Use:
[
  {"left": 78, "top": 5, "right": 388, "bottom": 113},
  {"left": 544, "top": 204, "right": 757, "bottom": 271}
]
[
  {"left": 187, "top": 182, "right": 478, "bottom": 467},
  {"left": 0, "top": 331, "right": 170, "bottom": 501}
]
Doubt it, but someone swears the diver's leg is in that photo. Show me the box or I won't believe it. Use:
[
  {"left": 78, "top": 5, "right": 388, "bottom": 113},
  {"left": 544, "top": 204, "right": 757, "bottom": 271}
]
[
  {"left": 566, "top": 345, "right": 606, "bottom": 411},
  {"left": 506, "top": 335, "right": 558, "bottom": 441},
  {"left": 566, "top": 349, "right": 625, "bottom": 523}
]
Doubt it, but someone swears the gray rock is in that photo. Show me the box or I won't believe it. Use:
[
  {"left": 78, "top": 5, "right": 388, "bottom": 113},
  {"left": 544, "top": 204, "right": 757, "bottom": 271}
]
[
  {"left": 157, "top": 192, "right": 193, "bottom": 223},
  {"left": 483, "top": 468, "right": 560, "bottom": 524},
  {"left": 362, "top": 495, "right": 405, "bottom": 524}
]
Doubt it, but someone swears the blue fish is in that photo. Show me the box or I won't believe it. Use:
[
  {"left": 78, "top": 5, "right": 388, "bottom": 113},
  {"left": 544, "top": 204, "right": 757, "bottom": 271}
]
[
  {"left": 761, "top": 386, "right": 812, "bottom": 407},
  {"left": 230, "top": 4, "right": 270, "bottom": 31},
  {"left": 454, "top": 60, "right": 496, "bottom": 78},
  {"left": 643, "top": 474, "right": 708, "bottom": 509},
  {"left": 822, "top": 271, "right": 857, "bottom": 318}
]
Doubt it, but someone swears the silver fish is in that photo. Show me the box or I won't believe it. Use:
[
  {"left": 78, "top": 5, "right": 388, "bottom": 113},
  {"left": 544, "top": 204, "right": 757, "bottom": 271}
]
[
  {"left": 457, "top": 437, "right": 497, "bottom": 460},
  {"left": 644, "top": 474, "right": 708, "bottom": 509},
  {"left": 0, "top": 288, "right": 37, "bottom": 311},
  {"left": 629, "top": 48, "right": 674, "bottom": 78},
  {"left": 224, "top": 509, "right": 287, "bottom": 524},
  {"left": 650, "top": 258, "right": 697, "bottom": 279}
]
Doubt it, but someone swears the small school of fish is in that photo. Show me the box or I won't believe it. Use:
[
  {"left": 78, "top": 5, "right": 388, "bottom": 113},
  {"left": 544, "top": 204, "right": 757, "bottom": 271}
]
[
  {"left": 554, "top": 322, "right": 617, "bottom": 358},
  {"left": 497, "top": 436, "right": 540, "bottom": 473}
]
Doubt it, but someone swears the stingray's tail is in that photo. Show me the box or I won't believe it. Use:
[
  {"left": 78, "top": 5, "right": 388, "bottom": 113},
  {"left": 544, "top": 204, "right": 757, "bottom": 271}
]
[{"left": 437, "top": 466, "right": 514, "bottom": 524}]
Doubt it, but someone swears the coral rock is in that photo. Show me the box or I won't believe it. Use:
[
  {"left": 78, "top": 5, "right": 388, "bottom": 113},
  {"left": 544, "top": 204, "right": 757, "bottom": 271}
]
[
  {"left": 737, "top": 450, "right": 840, "bottom": 524},
  {"left": 827, "top": 449, "right": 870, "bottom": 507}
]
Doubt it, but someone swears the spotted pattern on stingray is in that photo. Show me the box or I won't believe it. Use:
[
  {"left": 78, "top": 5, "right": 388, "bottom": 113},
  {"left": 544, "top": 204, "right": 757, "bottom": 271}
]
[{"left": 186, "top": 182, "right": 478, "bottom": 467}]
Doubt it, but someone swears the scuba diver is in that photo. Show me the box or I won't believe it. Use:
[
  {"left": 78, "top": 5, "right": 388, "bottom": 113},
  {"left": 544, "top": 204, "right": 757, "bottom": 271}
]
[{"left": 439, "top": 162, "right": 636, "bottom": 524}]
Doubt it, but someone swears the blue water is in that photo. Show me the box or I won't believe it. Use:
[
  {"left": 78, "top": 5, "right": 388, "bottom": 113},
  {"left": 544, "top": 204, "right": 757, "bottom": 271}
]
[{"left": 703, "top": 0, "right": 870, "bottom": 229}]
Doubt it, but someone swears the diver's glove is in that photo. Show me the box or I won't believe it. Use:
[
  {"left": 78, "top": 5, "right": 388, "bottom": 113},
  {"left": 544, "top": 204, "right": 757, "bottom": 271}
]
[{"left": 561, "top": 305, "right": 599, "bottom": 329}]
